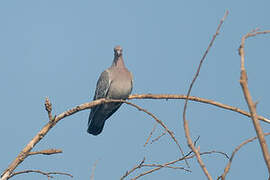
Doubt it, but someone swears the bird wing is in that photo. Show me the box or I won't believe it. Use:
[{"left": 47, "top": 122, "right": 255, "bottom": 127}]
[
  {"left": 88, "top": 69, "right": 115, "bottom": 135},
  {"left": 93, "top": 70, "right": 111, "bottom": 100},
  {"left": 88, "top": 70, "right": 111, "bottom": 123},
  {"left": 129, "top": 71, "right": 133, "bottom": 93}
]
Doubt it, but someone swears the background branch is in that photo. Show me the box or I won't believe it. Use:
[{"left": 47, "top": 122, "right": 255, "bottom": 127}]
[
  {"left": 182, "top": 10, "right": 228, "bottom": 180},
  {"left": 118, "top": 100, "right": 188, "bottom": 167},
  {"left": 122, "top": 136, "right": 228, "bottom": 180},
  {"left": 120, "top": 158, "right": 145, "bottom": 180},
  {"left": 90, "top": 160, "right": 98, "bottom": 180},
  {"left": 127, "top": 150, "right": 228, "bottom": 180},
  {"left": 144, "top": 123, "right": 157, "bottom": 146},
  {"left": 150, "top": 130, "right": 167, "bottom": 145},
  {"left": 219, "top": 132, "right": 270, "bottom": 180}
]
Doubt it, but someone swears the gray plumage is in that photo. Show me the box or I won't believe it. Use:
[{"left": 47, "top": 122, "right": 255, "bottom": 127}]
[{"left": 87, "top": 46, "right": 133, "bottom": 135}]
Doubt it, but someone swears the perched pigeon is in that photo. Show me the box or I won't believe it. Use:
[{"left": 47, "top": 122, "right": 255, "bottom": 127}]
[{"left": 87, "top": 46, "right": 133, "bottom": 135}]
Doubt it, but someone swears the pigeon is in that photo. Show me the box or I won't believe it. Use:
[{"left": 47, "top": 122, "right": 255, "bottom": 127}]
[{"left": 87, "top": 46, "right": 133, "bottom": 135}]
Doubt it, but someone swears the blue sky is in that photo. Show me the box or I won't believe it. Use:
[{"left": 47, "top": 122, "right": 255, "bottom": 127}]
[{"left": 0, "top": 0, "right": 270, "bottom": 179}]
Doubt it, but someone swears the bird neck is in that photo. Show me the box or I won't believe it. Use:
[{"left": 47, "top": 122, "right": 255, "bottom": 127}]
[{"left": 112, "top": 55, "right": 126, "bottom": 68}]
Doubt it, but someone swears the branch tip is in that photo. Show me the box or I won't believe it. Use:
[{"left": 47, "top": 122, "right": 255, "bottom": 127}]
[{"left": 45, "top": 97, "right": 52, "bottom": 113}]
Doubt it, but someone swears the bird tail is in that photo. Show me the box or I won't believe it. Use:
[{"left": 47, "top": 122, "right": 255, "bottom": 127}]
[
  {"left": 87, "top": 118, "right": 106, "bottom": 136},
  {"left": 87, "top": 102, "right": 123, "bottom": 135}
]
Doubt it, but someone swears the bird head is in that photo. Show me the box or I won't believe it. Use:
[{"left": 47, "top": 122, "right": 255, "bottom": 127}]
[{"left": 114, "top": 45, "right": 123, "bottom": 57}]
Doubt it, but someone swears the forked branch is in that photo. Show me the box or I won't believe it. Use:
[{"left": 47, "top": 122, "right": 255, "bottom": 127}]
[{"left": 219, "top": 132, "right": 270, "bottom": 180}]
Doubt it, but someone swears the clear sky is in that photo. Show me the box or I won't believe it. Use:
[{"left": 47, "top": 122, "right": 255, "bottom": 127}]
[{"left": 1, "top": 0, "right": 270, "bottom": 180}]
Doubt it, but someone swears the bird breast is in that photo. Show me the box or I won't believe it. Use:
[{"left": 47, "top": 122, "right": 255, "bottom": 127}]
[{"left": 107, "top": 70, "right": 132, "bottom": 99}]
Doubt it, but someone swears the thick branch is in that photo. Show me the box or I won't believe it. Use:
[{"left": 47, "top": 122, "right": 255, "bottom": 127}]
[{"left": 238, "top": 30, "right": 270, "bottom": 173}]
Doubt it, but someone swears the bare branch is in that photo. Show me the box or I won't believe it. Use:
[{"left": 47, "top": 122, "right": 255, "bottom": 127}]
[
  {"left": 120, "top": 157, "right": 145, "bottom": 180},
  {"left": 130, "top": 150, "right": 228, "bottom": 180},
  {"left": 182, "top": 10, "right": 229, "bottom": 180},
  {"left": 1, "top": 97, "right": 186, "bottom": 179},
  {"left": 142, "top": 164, "right": 191, "bottom": 172},
  {"left": 1, "top": 98, "right": 110, "bottom": 180},
  {"left": 9, "top": 169, "right": 73, "bottom": 179},
  {"left": 150, "top": 130, "right": 166, "bottom": 144},
  {"left": 90, "top": 160, "right": 98, "bottom": 180},
  {"left": 47, "top": 171, "right": 73, "bottom": 178},
  {"left": 116, "top": 100, "right": 188, "bottom": 167},
  {"left": 129, "top": 94, "right": 270, "bottom": 124},
  {"left": 3, "top": 91, "right": 270, "bottom": 180},
  {"left": 238, "top": 29, "right": 270, "bottom": 173},
  {"left": 200, "top": 150, "right": 229, "bottom": 159},
  {"left": 3, "top": 92, "right": 270, "bottom": 180},
  {"left": 28, "top": 149, "right": 62, "bottom": 156},
  {"left": 45, "top": 97, "right": 53, "bottom": 122},
  {"left": 10, "top": 170, "right": 53, "bottom": 179},
  {"left": 122, "top": 156, "right": 190, "bottom": 180},
  {"left": 144, "top": 123, "right": 158, "bottom": 147},
  {"left": 124, "top": 135, "right": 228, "bottom": 180},
  {"left": 219, "top": 132, "right": 270, "bottom": 180}
]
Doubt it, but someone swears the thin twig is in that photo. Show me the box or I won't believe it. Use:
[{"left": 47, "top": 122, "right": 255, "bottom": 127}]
[
  {"left": 200, "top": 150, "right": 229, "bottom": 159},
  {"left": 47, "top": 171, "right": 73, "bottom": 178},
  {"left": 90, "top": 160, "right": 98, "bottom": 180},
  {"left": 116, "top": 100, "right": 188, "bottom": 167},
  {"left": 10, "top": 170, "right": 52, "bottom": 179},
  {"left": 9, "top": 169, "right": 73, "bottom": 179},
  {"left": 123, "top": 156, "right": 189, "bottom": 180},
  {"left": 121, "top": 135, "right": 228, "bottom": 180},
  {"left": 182, "top": 10, "right": 228, "bottom": 180},
  {"left": 130, "top": 150, "right": 228, "bottom": 180},
  {"left": 150, "top": 131, "right": 167, "bottom": 144},
  {"left": 120, "top": 157, "right": 145, "bottom": 180},
  {"left": 142, "top": 164, "right": 191, "bottom": 172},
  {"left": 238, "top": 29, "right": 270, "bottom": 173},
  {"left": 144, "top": 123, "right": 158, "bottom": 147},
  {"left": 28, "top": 149, "right": 62, "bottom": 156},
  {"left": 219, "top": 132, "right": 270, "bottom": 180}
]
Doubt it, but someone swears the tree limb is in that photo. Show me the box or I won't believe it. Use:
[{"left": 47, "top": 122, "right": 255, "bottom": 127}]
[
  {"left": 2, "top": 92, "right": 270, "bottom": 180},
  {"left": 238, "top": 29, "right": 270, "bottom": 174}
]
